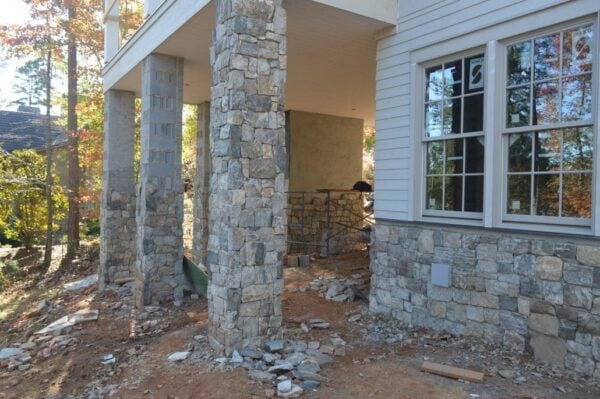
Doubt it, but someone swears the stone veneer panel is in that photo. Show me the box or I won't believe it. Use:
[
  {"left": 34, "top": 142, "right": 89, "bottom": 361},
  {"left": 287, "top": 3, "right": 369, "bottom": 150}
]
[
  {"left": 208, "top": 0, "right": 288, "bottom": 354},
  {"left": 100, "top": 90, "right": 137, "bottom": 288},
  {"left": 370, "top": 220, "right": 600, "bottom": 378},
  {"left": 136, "top": 54, "right": 185, "bottom": 307},
  {"left": 287, "top": 191, "right": 368, "bottom": 255}
]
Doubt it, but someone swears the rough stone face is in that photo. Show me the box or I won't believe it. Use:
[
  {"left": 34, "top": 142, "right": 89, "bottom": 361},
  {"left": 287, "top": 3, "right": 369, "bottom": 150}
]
[
  {"left": 100, "top": 90, "right": 137, "bottom": 288},
  {"left": 529, "top": 334, "right": 566, "bottom": 364},
  {"left": 535, "top": 256, "right": 563, "bottom": 281},
  {"left": 208, "top": 0, "right": 287, "bottom": 355},
  {"left": 565, "top": 285, "right": 593, "bottom": 310},
  {"left": 576, "top": 246, "right": 600, "bottom": 267},
  {"left": 136, "top": 54, "right": 185, "bottom": 307},
  {"left": 528, "top": 313, "right": 558, "bottom": 336},
  {"left": 369, "top": 221, "right": 600, "bottom": 377}
]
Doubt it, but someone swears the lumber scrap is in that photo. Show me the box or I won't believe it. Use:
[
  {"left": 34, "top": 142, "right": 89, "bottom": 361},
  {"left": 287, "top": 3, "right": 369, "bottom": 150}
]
[{"left": 421, "top": 361, "right": 485, "bottom": 383}]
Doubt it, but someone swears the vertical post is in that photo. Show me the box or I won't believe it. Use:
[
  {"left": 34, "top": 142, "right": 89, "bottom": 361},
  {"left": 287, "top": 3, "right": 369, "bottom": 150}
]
[
  {"left": 136, "top": 54, "right": 184, "bottom": 307},
  {"left": 208, "top": 0, "right": 288, "bottom": 354},
  {"left": 104, "top": 0, "right": 120, "bottom": 62},
  {"left": 193, "top": 102, "right": 211, "bottom": 267},
  {"left": 100, "top": 90, "right": 137, "bottom": 289}
]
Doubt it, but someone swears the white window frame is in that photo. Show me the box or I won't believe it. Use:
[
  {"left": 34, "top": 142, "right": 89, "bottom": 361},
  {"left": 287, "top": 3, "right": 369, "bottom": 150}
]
[
  {"left": 499, "top": 18, "right": 598, "bottom": 228},
  {"left": 411, "top": 14, "right": 600, "bottom": 236},
  {"left": 418, "top": 48, "right": 487, "bottom": 222}
]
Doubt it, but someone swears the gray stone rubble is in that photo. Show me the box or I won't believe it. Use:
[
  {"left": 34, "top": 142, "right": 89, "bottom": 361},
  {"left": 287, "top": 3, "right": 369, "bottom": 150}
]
[{"left": 307, "top": 273, "right": 368, "bottom": 302}]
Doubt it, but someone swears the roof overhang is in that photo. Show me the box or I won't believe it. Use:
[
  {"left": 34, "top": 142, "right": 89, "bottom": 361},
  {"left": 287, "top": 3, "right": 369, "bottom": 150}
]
[{"left": 103, "top": 0, "right": 396, "bottom": 126}]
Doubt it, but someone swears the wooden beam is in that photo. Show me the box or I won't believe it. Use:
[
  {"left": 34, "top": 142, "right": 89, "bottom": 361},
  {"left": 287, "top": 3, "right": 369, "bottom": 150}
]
[{"left": 421, "top": 361, "right": 485, "bottom": 383}]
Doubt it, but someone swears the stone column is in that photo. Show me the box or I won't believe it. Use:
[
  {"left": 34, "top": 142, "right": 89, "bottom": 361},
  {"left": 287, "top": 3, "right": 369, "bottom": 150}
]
[
  {"left": 100, "top": 90, "right": 137, "bottom": 289},
  {"left": 193, "top": 102, "right": 210, "bottom": 267},
  {"left": 136, "top": 54, "right": 185, "bottom": 307},
  {"left": 208, "top": 0, "right": 288, "bottom": 354}
]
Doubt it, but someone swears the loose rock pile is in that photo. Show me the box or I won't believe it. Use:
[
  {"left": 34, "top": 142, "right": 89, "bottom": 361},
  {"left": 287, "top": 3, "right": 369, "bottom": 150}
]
[
  {"left": 166, "top": 320, "right": 344, "bottom": 398},
  {"left": 232, "top": 337, "right": 338, "bottom": 398},
  {"left": 307, "top": 273, "right": 368, "bottom": 302}
]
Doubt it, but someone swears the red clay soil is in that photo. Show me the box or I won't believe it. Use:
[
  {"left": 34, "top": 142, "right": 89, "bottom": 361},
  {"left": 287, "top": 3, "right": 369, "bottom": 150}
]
[{"left": 1, "top": 250, "right": 599, "bottom": 399}]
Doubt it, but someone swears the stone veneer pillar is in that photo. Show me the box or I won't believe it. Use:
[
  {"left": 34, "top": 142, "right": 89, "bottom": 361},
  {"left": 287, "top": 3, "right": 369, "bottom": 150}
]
[
  {"left": 136, "top": 54, "right": 185, "bottom": 307},
  {"left": 100, "top": 90, "right": 137, "bottom": 289},
  {"left": 193, "top": 102, "right": 211, "bottom": 267},
  {"left": 208, "top": 0, "right": 288, "bottom": 354}
]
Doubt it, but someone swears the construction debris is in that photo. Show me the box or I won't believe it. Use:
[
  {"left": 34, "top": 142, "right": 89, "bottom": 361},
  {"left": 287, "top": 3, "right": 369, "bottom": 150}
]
[
  {"left": 168, "top": 352, "right": 191, "bottom": 362},
  {"left": 421, "top": 361, "right": 485, "bottom": 383},
  {"left": 34, "top": 309, "right": 99, "bottom": 335},
  {"left": 307, "top": 274, "right": 367, "bottom": 303},
  {"left": 63, "top": 274, "right": 99, "bottom": 291}
]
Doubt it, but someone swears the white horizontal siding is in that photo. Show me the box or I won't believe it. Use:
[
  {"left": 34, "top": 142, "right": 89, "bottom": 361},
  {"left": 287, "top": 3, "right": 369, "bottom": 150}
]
[{"left": 373, "top": 0, "right": 589, "bottom": 222}]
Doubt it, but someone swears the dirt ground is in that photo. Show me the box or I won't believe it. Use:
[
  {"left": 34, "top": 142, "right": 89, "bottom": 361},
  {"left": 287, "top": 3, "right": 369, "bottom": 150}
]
[{"left": 1, "top": 246, "right": 599, "bottom": 399}]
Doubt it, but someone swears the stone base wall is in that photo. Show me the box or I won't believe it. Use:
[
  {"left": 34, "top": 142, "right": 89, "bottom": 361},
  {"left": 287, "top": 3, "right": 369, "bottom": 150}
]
[
  {"left": 370, "top": 220, "right": 600, "bottom": 377},
  {"left": 288, "top": 191, "right": 368, "bottom": 255},
  {"left": 99, "top": 189, "right": 136, "bottom": 285}
]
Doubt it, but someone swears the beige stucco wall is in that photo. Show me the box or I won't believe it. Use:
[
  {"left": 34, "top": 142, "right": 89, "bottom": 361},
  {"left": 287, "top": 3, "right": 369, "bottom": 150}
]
[{"left": 288, "top": 110, "right": 363, "bottom": 192}]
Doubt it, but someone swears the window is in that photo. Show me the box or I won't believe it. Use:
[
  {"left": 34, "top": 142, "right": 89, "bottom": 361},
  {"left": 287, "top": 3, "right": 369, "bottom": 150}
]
[
  {"left": 504, "top": 24, "right": 594, "bottom": 221},
  {"left": 424, "top": 54, "right": 485, "bottom": 215}
]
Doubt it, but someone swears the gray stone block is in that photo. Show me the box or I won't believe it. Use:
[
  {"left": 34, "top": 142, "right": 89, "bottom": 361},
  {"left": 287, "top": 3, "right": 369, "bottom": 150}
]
[
  {"left": 563, "top": 264, "right": 594, "bottom": 287},
  {"left": 564, "top": 353, "right": 595, "bottom": 376},
  {"left": 528, "top": 313, "right": 559, "bottom": 336},
  {"left": 529, "top": 334, "right": 566, "bottom": 364},
  {"left": 565, "top": 285, "right": 593, "bottom": 310}
]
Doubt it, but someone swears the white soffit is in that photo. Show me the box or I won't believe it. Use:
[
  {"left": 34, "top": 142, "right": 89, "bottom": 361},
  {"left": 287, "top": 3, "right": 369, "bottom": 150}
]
[{"left": 106, "top": 0, "right": 394, "bottom": 126}]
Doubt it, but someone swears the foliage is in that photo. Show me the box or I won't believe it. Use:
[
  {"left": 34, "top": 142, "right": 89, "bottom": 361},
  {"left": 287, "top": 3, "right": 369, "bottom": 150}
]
[
  {"left": 0, "top": 149, "right": 67, "bottom": 248},
  {"left": 13, "top": 58, "right": 49, "bottom": 107},
  {"left": 0, "top": 259, "right": 20, "bottom": 293},
  {"left": 363, "top": 126, "right": 376, "bottom": 182},
  {"left": 182, "top": 105, "right": 198, "bottom": 191}
]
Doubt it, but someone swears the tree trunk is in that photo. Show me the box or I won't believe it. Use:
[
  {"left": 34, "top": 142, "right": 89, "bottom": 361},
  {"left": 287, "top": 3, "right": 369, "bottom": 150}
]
[
  {"left": 66, "top": 0, "right": 80, "bottom": 259},
  {"left": 42, "top": 49, "right": 53, "bottom": 269}
]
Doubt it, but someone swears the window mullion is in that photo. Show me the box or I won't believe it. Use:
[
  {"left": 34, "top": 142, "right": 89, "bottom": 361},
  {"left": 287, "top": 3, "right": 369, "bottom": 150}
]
[{"left": 530, "top": 133, "right": 535, "bottom": 216}]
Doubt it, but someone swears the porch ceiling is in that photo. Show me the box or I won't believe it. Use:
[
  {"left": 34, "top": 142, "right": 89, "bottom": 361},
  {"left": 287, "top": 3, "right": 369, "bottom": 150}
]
[{"left": 105, "top": 0, "right": 393, "bottom": 126}]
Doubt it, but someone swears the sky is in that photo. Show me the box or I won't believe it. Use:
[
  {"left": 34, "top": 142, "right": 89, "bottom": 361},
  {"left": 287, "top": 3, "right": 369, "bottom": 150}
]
[
  {"left": 0, "top": 0, "right": 64, "bottom": 113},
  {"left": 0, "top": 0, "right": 30, "bottom": 108}
]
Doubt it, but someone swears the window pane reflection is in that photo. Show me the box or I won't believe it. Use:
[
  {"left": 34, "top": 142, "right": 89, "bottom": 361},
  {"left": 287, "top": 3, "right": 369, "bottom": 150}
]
[
  {"left": 426, "top": 176, "right": 443, "bottom": 210},
  {"left": 563, "top": 127, "right": 593, "bottom": 171},
  {"left": 534, "top": 34, "right": 560, "bottom": 80},
  {"left": 444, "top": 60, "right": 462, "bottom": 97},
  {"left": 464, "top": 94, "right": 484, "bottom": 132},
  {"left": 533, "top": 81, "right": 559, "bottom": 125},
  {"left": 425, "top": 102, "right": 443, "bottom": 137},
  {"left": 427, "top": 141, "right": 444, "bottom": 174},
  {"left": 465, "top": 176, "right": 484, "bottom": 212},
  {"left": 465, "top": 137, "right": 484, "bottom": 173},
  {"left": 426, "top": 65, "right": 444, "bottom": 102},
  {"left": 507, "top": 41, "right": 532, "bottom": 86},
  {"left": 534, "top": 174, "right": 560, "bottom": 216},
  {"left": 534, "top": 131, "right": 561, "bottom": 172},
  {"left": 443, "top": 99, "right": 461, "bottom": 134},
  {"left": 444, "top": 176, "right": 463, "bottom": 211},
  {"left": 562, "top": 173, "right": 592, "bottom": 218},
  {"left": 445, "top": 139, "right": 463, "bottom": 174},
  {"left": 563, "top": 25, "right": 593, "bottom": 75},
  {"left": 507, "top": 86, "right": 530, "bottom": 127},
  {"left": 562, "top": 74, "right": 592, "bottom": 121},
  {"left": 508, "top": 133, "right": 532, "bottom": 172},
  {"left": 507, "top": 175, "right": 531, "bottom": 214}
]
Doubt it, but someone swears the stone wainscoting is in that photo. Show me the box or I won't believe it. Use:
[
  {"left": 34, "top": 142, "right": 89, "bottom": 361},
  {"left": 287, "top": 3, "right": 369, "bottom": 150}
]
[
  {"left": 369, "top": 220, "right": 600, "bottom": 377},
  {"left": 287, "top": 191, "right": 368, "bottom": 255}
]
